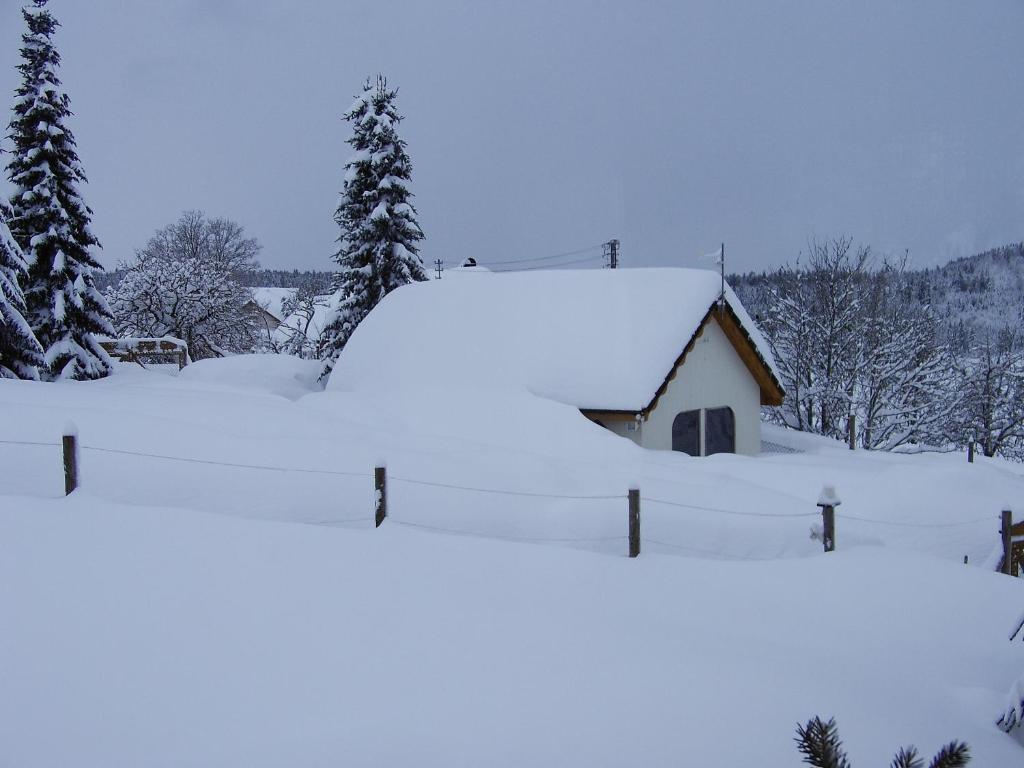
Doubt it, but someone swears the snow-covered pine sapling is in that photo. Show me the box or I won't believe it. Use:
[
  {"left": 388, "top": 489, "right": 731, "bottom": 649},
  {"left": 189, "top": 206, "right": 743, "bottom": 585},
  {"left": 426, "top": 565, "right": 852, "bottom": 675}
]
[
  {"left": 794, "top": 716, "right": 970, "bottom": 768},
  {"left": 6, "top": 0, "right": 114, "bottom": 380},
  {"left": 795, "top": 717, "right": 850, "bottom": 768},
  {"left": 320, "top": 75, "right": 428, "bottom": 379},
  {"left": 0, "top": 201, "right": 43, "bottom": 379}
]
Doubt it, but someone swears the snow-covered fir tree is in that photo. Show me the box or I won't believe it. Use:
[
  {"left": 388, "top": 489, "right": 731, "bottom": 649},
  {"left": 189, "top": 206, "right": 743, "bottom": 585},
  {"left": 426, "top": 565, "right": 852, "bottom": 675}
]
[
  {"left": 320, "top": 75, "right": 428, "bottom": 378},
  {"left": 0, "top": 201, "right": 43, "bottom": 379},
  {"left": 6, "top": 0, "right": 113, "bottom": 380}
]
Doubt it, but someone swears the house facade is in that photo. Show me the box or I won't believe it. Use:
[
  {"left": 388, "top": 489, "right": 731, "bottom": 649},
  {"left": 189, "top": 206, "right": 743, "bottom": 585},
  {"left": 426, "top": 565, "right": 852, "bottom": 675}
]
[{"left": 583, "top": 305, "right": 782, "bottom": 456}]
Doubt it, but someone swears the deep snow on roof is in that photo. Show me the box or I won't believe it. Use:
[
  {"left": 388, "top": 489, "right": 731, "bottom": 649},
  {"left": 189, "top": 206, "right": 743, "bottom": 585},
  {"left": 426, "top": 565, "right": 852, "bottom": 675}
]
[
  {"left": 250, "top": 287, "right": 295, "bottom": 322},
  {"left": 328, "top": 268, "right": 779, "bottom": 411}
]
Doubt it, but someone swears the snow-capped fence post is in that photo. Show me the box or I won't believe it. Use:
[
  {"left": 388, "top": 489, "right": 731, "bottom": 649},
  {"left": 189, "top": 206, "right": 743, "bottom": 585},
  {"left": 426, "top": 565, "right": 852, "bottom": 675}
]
[
  {"left": 847, "top": 414, "right": 856, "bottom": 450},
  {"left": 1001, "top": 509, "right": 1014, "bottom": 575},
  {"left": 62, "top": 424, "right": 79, "bottom": 495},
  {"left": 817, "top": 485, "right": 840, "bottom": 553},
  {"left": 374, "top": 465, "right": 387, "bottom": 527},
  {"left": 628, "top": 487, "right": 640, "bottom": 558},
  {"left": 967, "top": 437, "right": 975, "bottom": 464}
]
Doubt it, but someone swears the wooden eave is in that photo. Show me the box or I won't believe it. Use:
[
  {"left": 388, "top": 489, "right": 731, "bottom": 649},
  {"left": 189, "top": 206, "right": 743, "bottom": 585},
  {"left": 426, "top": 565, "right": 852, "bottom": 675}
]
[{"left": 578, "top": 409, "right": 639, "bottom": 422}]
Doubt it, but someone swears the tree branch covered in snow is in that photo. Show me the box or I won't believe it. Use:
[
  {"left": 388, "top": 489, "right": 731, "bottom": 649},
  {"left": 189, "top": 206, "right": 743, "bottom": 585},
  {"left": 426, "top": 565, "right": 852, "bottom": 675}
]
[
  {"left": 271, "top": 276, "right": 330, "bottom": 359},
  {"left": 107, "top": 211, "right": 261, "bottom": 360},
  {"left": 0, "top": 201, "right": 44, "bottom": 379},
  {"left": 752, "top": 237, "right": 1002, "bottom": 455}
]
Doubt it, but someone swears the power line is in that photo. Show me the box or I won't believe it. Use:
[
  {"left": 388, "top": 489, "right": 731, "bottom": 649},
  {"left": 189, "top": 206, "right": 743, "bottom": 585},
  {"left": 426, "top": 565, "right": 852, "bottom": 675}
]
[
  {"left": 492, "top": 254, "right": 606, "bottom": 273},
  {"left": 0, "top": 438, "right": 60, "bottom": 448},
  {"left": 482, "top": 243, "right": 605, "bottom": 267}
]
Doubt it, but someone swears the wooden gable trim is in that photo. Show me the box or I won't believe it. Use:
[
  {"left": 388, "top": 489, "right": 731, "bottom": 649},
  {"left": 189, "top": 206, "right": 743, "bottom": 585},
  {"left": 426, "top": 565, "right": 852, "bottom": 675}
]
[
  {"left": 639, "top": 301, "right": 785, "bottom": 420},
  {"left": 714, "top": 303, "right": 785, "bottom": 407},
  {"left": 639, "top": 305, "right": 715, "bottom": 421}
]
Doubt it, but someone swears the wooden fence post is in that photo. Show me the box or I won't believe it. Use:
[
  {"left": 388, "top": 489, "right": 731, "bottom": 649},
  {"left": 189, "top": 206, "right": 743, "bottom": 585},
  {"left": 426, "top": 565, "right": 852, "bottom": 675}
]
[
  {"left": 374, "top": 465, "right": 387, "bottom": 527},
  {"left": 1002, "top": 509, "right": 1013, "bottom": 575},
  {"left": 628, "top": 488, "right": 640, "bottom": 558},
  {"left": 848, "top": 414, "right": 856, "bottom": 450},
  {"left": 62, "top": 426, "right": 78, "bottom": 495},
  {"left": 821, "top": 505, "right": 835, "bottom": 552},
  {"left": 967, "top": 440, "right": 974, "bottom": 463},
  {"left": 817, "top": 485, "right": 840, "bottom": 553}
]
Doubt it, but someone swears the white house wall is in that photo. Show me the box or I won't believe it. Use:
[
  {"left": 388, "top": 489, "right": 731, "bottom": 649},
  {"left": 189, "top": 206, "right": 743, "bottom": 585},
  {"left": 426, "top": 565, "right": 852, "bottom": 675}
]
[
  {"left": 596, "top": 417, "right": 641, "bottom": 442},
  {"left": 640, "top": 317, "right": 762, "bottom": 456}
]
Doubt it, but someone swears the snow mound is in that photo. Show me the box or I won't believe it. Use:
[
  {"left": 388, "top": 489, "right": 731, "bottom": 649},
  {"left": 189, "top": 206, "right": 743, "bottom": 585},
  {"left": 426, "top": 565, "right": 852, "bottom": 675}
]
[
  {"left": 177, "top": 354, "right": 322, "bottom": 400},
  {"left": 328, "top": 267, "right": 778, "bottom": 410}
]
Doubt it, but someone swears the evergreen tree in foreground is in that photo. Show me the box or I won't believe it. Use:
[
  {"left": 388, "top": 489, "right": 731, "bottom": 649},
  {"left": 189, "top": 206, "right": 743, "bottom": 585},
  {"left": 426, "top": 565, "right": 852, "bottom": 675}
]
[
  {"left": 0, "top": 201, "right": 43, "bottom": 379},
  {"left": 6, "top": 0, "right": 113, "bottom": 380},
  {"left": 320, "top": 75, "right": 428, "bottom": 379}
]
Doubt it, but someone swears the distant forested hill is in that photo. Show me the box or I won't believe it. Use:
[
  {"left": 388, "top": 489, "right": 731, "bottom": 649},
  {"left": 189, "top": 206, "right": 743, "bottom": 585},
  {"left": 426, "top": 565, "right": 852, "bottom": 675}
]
[
  {"left": 731, "top": 241, "right": 1024, "bottom": 346},
  {"left": 95, "top": 267, "right": 334, "bottom": 293}
]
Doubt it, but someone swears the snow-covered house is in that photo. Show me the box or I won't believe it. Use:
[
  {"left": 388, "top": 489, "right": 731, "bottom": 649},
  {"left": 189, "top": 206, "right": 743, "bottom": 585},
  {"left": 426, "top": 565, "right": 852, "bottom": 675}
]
[{"left": 327, "top": 268, "right": 783, "bottom": 456}]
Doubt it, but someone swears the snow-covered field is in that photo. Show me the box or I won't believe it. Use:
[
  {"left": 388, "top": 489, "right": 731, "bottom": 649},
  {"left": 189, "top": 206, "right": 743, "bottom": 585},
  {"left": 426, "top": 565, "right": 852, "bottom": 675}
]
[{"left": 2, "top": 357, "right": 1023, "bottom": 766}]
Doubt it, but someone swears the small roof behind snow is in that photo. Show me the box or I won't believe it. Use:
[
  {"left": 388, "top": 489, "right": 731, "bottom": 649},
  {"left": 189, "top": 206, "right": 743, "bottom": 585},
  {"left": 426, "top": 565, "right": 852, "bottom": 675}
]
[{"left": 327, "top": 267, "right": 781, "bottom": 412}]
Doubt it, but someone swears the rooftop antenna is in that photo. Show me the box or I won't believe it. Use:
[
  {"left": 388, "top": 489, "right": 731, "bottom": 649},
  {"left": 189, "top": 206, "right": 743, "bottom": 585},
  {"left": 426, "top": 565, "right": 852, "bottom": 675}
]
[{"left": 718, "top": 242, "right": 725, "bottom": 309}]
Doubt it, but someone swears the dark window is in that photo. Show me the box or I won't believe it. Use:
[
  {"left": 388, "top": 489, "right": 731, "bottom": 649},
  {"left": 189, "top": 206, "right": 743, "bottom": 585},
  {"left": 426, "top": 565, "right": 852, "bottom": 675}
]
[
  {"left": 705, "top": 407, "right": 735, "bottom": 455},
  {"left": 671, "top": 410, "right": 701, "bottom": 456}
]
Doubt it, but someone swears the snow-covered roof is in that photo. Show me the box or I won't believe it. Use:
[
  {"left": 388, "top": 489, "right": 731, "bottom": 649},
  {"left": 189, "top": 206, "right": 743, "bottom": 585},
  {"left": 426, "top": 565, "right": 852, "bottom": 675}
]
[
  {"left": 328, "top": 268, "right": 782, "bottom": 411},
  {"left": 249, "top": 287, "right": 295, "bottom": 322}
]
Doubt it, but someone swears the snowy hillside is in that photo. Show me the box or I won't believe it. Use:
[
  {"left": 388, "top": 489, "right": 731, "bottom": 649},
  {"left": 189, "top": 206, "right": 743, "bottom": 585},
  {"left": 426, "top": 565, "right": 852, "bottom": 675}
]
[{"left": 2, "top": 359, "right": 1024, "bottom": 765}]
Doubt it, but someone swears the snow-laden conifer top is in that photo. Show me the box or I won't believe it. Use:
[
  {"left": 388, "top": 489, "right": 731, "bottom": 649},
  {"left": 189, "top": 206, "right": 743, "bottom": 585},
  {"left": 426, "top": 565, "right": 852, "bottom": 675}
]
[{"left": 328, "top": 267, "right": 779, "bottom": 410}]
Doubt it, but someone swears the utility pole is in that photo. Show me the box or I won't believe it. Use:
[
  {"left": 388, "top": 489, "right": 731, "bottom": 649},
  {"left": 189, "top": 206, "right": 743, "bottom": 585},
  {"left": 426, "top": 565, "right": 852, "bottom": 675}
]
[
  {"left": 603, "top": 239, "right": 620, "bottom": 269},
  {"left": 434, "top": 258, "right": 443, "bottom": 279}
]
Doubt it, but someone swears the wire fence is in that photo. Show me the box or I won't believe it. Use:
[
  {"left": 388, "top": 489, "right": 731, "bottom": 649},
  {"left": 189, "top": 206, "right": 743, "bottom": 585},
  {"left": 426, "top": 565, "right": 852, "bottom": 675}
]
[
  {"left": 79, "top": 443, "right": 371, "bottom": 478},
  {"left": 0, "top": 433, "right": 1016, "bottom": 562},
  {"left": 642, "top": 495, "right": 819, "bottom": 519}
]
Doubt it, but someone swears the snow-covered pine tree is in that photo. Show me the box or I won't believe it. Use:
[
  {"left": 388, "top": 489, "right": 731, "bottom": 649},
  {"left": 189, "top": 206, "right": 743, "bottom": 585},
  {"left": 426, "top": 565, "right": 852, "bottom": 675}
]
[
  {"left": 0, "top": 201, "right": 43, "bottom": 379},
  {"left": 6, "top": 0, "right": 113, "bottom": 380},
  {"left": 320, "top": 75, "right": 428, "bottom": 378}
]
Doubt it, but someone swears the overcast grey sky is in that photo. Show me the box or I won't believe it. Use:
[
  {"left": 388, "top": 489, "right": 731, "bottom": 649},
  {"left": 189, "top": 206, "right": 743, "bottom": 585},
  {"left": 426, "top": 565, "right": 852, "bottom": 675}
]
[{"left": 1, "top": 0, "right": 1022, "bottom": 273}]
